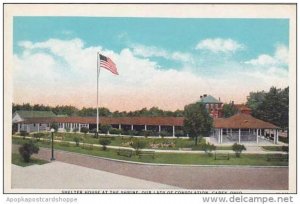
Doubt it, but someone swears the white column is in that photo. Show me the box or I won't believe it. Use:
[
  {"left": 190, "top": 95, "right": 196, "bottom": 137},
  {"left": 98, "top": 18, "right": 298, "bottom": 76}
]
[
  {"left": 260, "top": 129, "right": 262, "bottom": 136},
  {"left": 238, "top": 128, "right": 241, "bottom": 144},
  {"left": 70, "top": 123, "right": 73, "bottom": 132},
  {"left": 220, "top": 128, "right": 223, "bottom": 144},
  {"left": 172, "top": 126, "right": 175, "bottom": 137},
  {"left": 158, "top": 125, "right": 161, "bottom": 136},
  {"left": 273, "top": 129, "right": 276, "bottom": 144},
  {"left": 119, "top": 124, "right": 121, "bottom": 130},
  {"left": 87, "top": 124, "right": 89, "bottom": 130},
  {"left": 37, "top": 123, "right": 40, "bottom": 132},
  {"left": 62, "top": 123, "right": 65, "bottom": 129},
  {"left": 17, "top": 123, "right": 20, "bottom": 132},
  {"left": 256, "top": 128, "right": 259, "bottom": 144},
  {"left": 131, "top": 124, "right": 133, "bottom": 130},
  {"left": 144, "top": 124, "right": 147, "bottom": 131},
  {"left": 27, "top": 124, "right": 30, "bottom": 133},
  {"left": 276, "top": 129, "right": 279, "bottom": 144},
  {"left": 79, "top": 124, "right": 81, "bottom": 132},
  {"left": 218, "top": 129, "right": 221, "bottom": 144}
]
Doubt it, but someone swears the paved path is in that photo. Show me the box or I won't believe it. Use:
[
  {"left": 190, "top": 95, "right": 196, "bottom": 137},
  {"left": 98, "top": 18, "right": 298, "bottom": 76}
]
[
  {"left": 12, "top": 162, "right": 178, "bottom": 189},
  {"left": 13, "top": 145, "right": 288, "bottom": 190}
]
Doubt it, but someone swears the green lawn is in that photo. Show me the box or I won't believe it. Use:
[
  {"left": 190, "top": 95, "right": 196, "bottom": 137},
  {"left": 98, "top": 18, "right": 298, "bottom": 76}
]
[
  {"left": 262, "top": 146, "right": 286, "bottom": 152},
  {"left": 20, "top": 132, "right": 206, "bottom": 150},
  {"left": 12, "top": 137, "right": 288, "bottom": 166},
  {"left": 12, "top": 153, "right": 49, "bottom": 167}
]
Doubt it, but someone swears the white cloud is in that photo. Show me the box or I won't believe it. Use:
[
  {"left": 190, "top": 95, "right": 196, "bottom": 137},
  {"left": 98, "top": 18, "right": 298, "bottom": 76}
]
[
  {"left": 13, "top": 38, "right": 288, "bottom": 111},
  {"left": 244, "top": 44, "right": 289, "bottom": 66},
  {"left": 195, "top": 38, "right": 244, "bottom": 53},
  {"left": 131, "top": 44, "right": 194, "bottom": 64}
]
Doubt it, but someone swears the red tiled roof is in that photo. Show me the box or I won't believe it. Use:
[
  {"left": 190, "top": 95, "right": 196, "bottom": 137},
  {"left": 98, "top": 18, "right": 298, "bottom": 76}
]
[
  {"left": 18, "top": 116, "right": 184, "bottom": 126},
  {"left": 214, "top": 113, "right": 278, "bottom": 129},
  {"left": 17, "top": 114, "right": 278, "bottom": 129}
]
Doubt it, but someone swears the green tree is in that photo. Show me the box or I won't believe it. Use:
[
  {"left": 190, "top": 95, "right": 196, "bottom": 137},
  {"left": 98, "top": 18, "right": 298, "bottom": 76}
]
[
  {"left": 232, "top": 143, "right": 246, "bottom": 157},
  {"left": 222, "top": 103, "right": 238, "bottom": 118},
  {"left": 183, "top": 102, "right": 213, "bottom": 145},
  {"left": 247, "top": 86, "right": 289, "bottom": 130}
]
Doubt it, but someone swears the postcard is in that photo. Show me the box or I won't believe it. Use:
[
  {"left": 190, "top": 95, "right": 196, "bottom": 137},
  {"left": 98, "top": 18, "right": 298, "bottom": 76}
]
[{"left": 3, "top": 3, "right": 296, "bottom": 194}]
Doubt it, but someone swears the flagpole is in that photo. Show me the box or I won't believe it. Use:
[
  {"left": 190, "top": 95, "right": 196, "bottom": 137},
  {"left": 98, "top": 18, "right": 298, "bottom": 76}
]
[{"left": 96, "top": 52, "right": 100, "bottom": 137}]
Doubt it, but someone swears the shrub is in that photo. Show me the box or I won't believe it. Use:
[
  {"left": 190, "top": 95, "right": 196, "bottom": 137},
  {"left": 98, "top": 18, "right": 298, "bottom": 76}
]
[
  {"left": 202, "top": 142, "right": 216, "bottom": 156},
  {"left": 18, "top": 141, "right": 39, "bottom": 162},
  {"left": 160, "top": 130, "right": 170, "bottom": 138},
  {"left": 80, "top": 127, "right": 89, "bottom": 135},
  {"left": 90, "top": 128, "right": 97, "bottom": 134},
  {"left": 232, "top": 143, "right": 246, "bottom": 157},
  {"left": 59, "top": 141, "right": 70, "bottom": 147},
  {"left": 33, "top": 133, "right": 45, "bottom": 141},
  {"left": 20, "top": 130, "right": 29, "bottom": 138},
  {"left": 121, "top": 129, "right": 129, "bottom": 135},
  {"left": 128, "top": 130, "right": 139, "bottom": 136},
  {"left": 100, "top": 125, "right": 112, "bottom": 134},
  {"left": 175, "top": 130, "right": 186, "bottom": 137},
  {"left": 141, "top": 130, "right": 152, "bottom": 138},
  {"left": 12, "top": 123, "right": 18, "bottom": 135},
  {"left": 110, "top": 128, "right": 122, "bottom": 135},
  {"left": 99, "top": 138, "right": 111, "bottom": 150},
  {"left": 73, "top": 136, "right": 81, "bottom": 147},
  {"left": 73, "top": 127, "right": 79, "bottom": 133},
  {"left": 282, "top": 146, "right": 289, "bottom": 153},
  {"left": 130, "top": 139, "right": 147, "bottom": 155}
]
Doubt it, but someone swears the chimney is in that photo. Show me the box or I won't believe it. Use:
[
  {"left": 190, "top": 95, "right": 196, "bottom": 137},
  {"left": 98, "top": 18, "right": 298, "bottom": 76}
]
[
  {"left": 203, "top": 94, "right": 207, "bottom": 98},
  {"left": 200, "top": 95, "right": 203, "bottom": 99}
]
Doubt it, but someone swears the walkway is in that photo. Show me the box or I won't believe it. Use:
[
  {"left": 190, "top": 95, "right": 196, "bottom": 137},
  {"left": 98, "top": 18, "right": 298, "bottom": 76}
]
[
  {"left": 13, "top": 145, "right": 288, "bottom": 190},
  {"left": 12, "top": 162, "right": 178, "bottom": 189}
]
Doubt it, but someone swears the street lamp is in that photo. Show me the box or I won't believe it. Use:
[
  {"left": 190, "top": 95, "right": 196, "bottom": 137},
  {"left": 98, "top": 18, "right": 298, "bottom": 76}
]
[{"left": 50, "top": 128, "right": 55, "bottom": 161}]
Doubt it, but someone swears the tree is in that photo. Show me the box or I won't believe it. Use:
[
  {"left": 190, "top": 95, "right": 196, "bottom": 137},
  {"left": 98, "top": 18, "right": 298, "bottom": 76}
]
[
  {"left": 73, "top": 136, "right": 81, "bottom": 147},
  {"left": 183, "top": 102, "right": 213, "bottom": 145},
  {"left": 18, "top": 141, "right": 39, "bottom": 162},
  {"left": 222, "top": 103, "right": 238, "bottom": 118},
  {"left": 232, "top": 143, "right": 246, "bottom": 157},
  {"left": 99, "top": 138, "right": 111, "bottom": 150},
  {"left": 50, "top": 123, "right": 58, "bottom": 132},
  {"left": 247, "top": 87, "right": 289, "bottom": 130}
]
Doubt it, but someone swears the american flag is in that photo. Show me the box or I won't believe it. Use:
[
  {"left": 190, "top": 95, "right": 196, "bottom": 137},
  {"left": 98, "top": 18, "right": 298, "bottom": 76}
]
[{"left": 98, "top": 54, "right": 119, "bottom": 75}]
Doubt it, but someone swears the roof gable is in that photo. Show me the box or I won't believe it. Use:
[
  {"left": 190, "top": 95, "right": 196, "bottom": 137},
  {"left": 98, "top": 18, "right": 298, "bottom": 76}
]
[
  {"left": 14, "top": 110, "right": 56, "bottom": 119},
  {"left": 214, "top": 113, "right": 278, "bottom": 129},
  {"left": 199, "top": 95, "right": 222, "bottom": 104}
]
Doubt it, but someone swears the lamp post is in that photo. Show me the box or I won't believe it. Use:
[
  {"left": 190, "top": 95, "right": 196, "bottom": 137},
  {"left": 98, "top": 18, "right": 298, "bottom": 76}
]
[{"left": 50, "top": 128, "right": 55, "bottom": 161}]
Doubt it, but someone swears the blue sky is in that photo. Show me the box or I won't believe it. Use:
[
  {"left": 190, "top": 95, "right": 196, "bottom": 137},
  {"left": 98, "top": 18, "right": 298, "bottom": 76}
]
[{"left": 13, "top": 17, "right": 289, "bottom": 110}]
